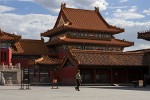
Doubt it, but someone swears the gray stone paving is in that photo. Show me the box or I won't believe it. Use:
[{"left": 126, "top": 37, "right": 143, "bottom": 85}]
[{"left": 0, "top": 85, "right": 150, "bottom": 100}]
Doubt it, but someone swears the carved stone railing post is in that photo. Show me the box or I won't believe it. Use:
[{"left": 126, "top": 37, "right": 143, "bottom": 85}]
[
  {"left": 2, "top": 63, "right": 5, "bottom": 70},
  {"left": 10, "top": 63, "right": 13, "bottom": 70}
]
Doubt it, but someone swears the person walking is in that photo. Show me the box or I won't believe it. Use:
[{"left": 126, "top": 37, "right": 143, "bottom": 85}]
[{"left": 75, "top": 70, "right": 82, "bottom": 91}]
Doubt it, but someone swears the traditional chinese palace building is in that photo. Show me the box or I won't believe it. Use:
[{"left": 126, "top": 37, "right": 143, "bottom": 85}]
[
  {"left": 0, "top": 29, "right": 21, "bottom": 84},
  {"left": 39, "top": 3, "right": 149, "bottom": 85},
  {"left": 0, "top": 3, "right": 149, "bottom": 85}
]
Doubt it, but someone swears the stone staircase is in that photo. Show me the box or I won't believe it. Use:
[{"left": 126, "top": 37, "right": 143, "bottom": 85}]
[{"left": 0, "top": 63, "right": 21, "bottom": 85}]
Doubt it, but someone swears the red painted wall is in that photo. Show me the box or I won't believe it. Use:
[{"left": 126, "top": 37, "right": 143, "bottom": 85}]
[
  {"left": 0, "top": 48, "right": 12, "bottom": 66},
  {"left": 12, "top": 58, "right": 31, "bottom": 68},
  {"left": 57, "top": 51, "right": 66, "bottom": 59},
  {"left": 8, "top": 48, "right": 12, "bottom": 66},
  {"left": 59, "top": 67, "right": 77, "bottom": 85}
]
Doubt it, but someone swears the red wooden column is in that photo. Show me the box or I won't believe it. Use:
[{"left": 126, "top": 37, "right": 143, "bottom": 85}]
[
  {"left": 0, "top": 48, "right": 12, "bottom": 66},
  {"left": 38, "top": 67, "right": 40, "bottom": 83},
  {"left": 110, "top": 68, "right": 113, "bottom": 83},
  {"left": 125, "top": 68, "right": 128, "bottom": 83},
  {"left": 93, "top": 68, "right": 96, "bottom": 83},
  {"left": 140, "top": 67, "right": 143, "bottom": 79}
]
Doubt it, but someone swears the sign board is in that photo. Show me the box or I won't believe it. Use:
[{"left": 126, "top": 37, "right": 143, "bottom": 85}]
[{"left": 139, "top": 80, "right": 143, "bottom": 87}]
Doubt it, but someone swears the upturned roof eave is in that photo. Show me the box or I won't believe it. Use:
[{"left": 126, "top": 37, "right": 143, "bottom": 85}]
[
  {"left": 28, "top": 55, "right": 62, "bottom": 66},
  {"left": 46, "top": 37, "right": 134, "bottom": 47},
  {"left": 46, "top": 41, "right": 133, "bottom": 47},
  {"left": 41, "top": 26, "right": 124, "bottom": 37},
  {"left": 137, "top": 31, "right": 150, "bottom": 41}
]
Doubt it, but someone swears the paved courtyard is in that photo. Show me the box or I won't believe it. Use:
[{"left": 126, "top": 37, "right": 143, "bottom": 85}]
[{"left": 0, "top": 85, "right": 150, "bottom": 100}]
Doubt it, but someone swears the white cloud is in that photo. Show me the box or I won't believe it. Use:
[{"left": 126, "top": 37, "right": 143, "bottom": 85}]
[
  {"left": 128, "top": 6, "right": 137, "bottom": 12},
  {"left": 143, "top": 8, "right": 150, "bottom": 15},
  {"left": 0, "top": 5, "right": 15, "bottom": 13},
  {"left": 18, "top": 0, "right": 34, "bottom": 1},
  {"left": 115, "top": 9, "right": 122, "bottom": 13},
  {"left": 114, "top": 12, "right": 145, "bottom": 19},
  {"left": 0, "top": 13, "right": 57, "bottom": 39},
  {"left": 90, "top": 0, "right": 108, "bottom": 10},
  {"left": 32, "top": 0, "right": 108, "bottom": 13},
  {"left": 124, "top": 41, "right": 150, "bottom": 51},
  {"left": 32, "top": 0, "right": 64, "bottom": 13},
  {"left": 106, "top": 3, "right": 150, "bottom": 51},
  {"left": 120, "top": 0, "right": 128, "bottom": 3},
  {"left": 108, "top": 6, "right": 128, "bottom": 9},
  {"left": 113, "top": 6, "right": 145, "bottom": 19},
  {"left": 138, "top": 43, "right": 150, "bottom": 49},
  {"left": 106, "top": 17, "right": 150, "bottom": 51},
  {"left": 106, "top": 18, "right": 150, "bottom": 28},
  {"left": 2, "top": 0, "right": 33, "bottom": 2}
]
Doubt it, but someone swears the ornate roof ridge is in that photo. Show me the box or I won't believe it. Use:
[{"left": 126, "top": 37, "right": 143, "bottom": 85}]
[
  {"left": 67, "top": 49, "right": 144, "bottom": 66},
  {"left": 138, "top": 30, "right": 150, "bottom": 34},
  {"left": 0, "top": 29, "right": 21, "bottom": 41},
  {"left": 61, "top": 3, "right": 96, "bottom": 12},
  {"left": 70, "top": 49, "right": 144, "bottom": 54},
  {"left": 0, "top": 29, "right": 21, "bottom": 37},
  {"left": 138, "top": 29, "right": 150, "bottom": 41},
  {"left": 115, "top": 38, "right": 134, "bottom": 44},
  {"left": 46, "top": 36, "right": 133, "bottom": 47},
  {"left": 29, "top": 55, "right": 62, "bottom": 65}
]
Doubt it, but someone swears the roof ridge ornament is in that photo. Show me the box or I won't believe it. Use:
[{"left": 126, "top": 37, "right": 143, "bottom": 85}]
[
  {"left": 64, "top": 21, "right": 71, "bottom": 26},
  {"left": 0, "top": 28, "right": 3, "bottom": 34},
  {"left": 95, "top": 7, "right": 99, "bottom": 12},
  {"left": 61, "top": 3, "right": 66, "bottom": 9}
]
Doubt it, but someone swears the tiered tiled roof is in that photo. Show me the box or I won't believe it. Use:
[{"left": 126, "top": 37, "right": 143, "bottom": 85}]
[
  {"left": 0, "top": 29, "right": 21, "bottom": 42},
  {"left": 66, "top": 50, "right": 144, "bottom": 66},
  {"left": 11, "top": 39, "right": 50, "bottom": 55},
  {"left": 138, "top": 30, "right": 150, "bottom": 41},
  {"left": 28, "top": 55, "right": 62, "bottom": 65},
  {"left": 41, "top": 3, "right": 124, "bottom": 37},
  {"left": 46, "top": 36, "right": 134, "bottom": 47}
]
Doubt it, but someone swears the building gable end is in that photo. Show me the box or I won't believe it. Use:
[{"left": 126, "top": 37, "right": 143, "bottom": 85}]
[{"left": 53, "top": 8, "right": 70, "bottom": 28}]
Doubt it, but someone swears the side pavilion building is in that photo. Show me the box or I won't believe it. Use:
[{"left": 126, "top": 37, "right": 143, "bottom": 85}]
[
  {"left": 0, "top": 29, "right": 21, "bottom": 84},
  {"left": 137, "top": 30, "right": 150, "bottom": 84},
  {"left": 0, "top": 29, "right": 61, "bottom": 84}
]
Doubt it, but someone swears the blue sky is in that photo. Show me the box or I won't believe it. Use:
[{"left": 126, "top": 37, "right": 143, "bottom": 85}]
[{"left": 0, "top": 0, "right": 150, "bottom": 51}]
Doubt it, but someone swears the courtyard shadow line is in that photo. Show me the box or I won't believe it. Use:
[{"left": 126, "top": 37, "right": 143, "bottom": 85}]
[
  {"left": 85, "top": 86, "right": 150, "bottom": 91},
  {"left": 0, "top": 89, "right": 19, "bottom": 90}
]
